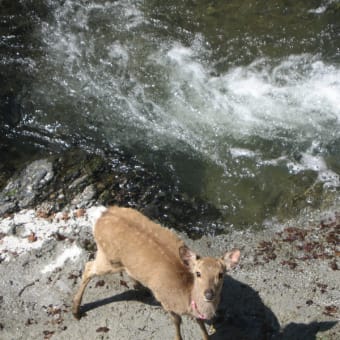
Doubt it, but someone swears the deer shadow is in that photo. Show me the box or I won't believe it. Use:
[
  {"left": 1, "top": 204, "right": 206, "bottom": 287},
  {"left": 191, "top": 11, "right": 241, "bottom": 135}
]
[
  {"left": 77, "top": 276, "right": 337, "bottom": 340},
  {"left": 78, "top": 285, "right": 160, "bottom": 317},
  {"left": 210, "top": 276, "right": 337, "bottom": 340}
]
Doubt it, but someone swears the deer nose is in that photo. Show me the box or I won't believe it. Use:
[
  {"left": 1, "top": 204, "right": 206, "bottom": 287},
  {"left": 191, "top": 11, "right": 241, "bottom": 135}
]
[{"left": 204, "top": 289, "right": 215, "bottom": 301}]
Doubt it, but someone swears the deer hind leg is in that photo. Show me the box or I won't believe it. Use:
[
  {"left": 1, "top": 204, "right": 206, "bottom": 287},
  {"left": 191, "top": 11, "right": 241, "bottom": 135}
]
[
  {"left": 72, "top": 248, "right": 124, "bottom": 319},
  {"left": 170, "top": 312, "right": 183, "bottom": 340}
]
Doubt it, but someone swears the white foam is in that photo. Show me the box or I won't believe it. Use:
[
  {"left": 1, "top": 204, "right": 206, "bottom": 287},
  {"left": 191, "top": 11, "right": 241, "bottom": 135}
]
[
  {"left": 287, "top": 153, "right": 340, "bottom": 188},
  {"left": 38, "top": 1, "right": 340, "bottom": 170},
  {"left": 150, "top": 50, "right": 340, "bottom": 156},
  {"left": 301, "top": 154, "right": 327, "bottom": 172},
  {"left": 229, "top": 148, "right": 258, "bottom": 159},
  {"left": 107, "top": 42, "right": 129, "bottom": 67},
  {"left": 33, "top": 2, "right": 340, "bottom": 202},
  {"left": 308, "top": 0, "right": 337, "bottom": 14}
]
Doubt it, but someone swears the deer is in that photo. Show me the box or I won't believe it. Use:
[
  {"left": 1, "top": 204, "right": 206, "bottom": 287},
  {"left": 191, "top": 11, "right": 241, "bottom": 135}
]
[{"left": 72, "top": 206, "right": 240, "bottom": 340}]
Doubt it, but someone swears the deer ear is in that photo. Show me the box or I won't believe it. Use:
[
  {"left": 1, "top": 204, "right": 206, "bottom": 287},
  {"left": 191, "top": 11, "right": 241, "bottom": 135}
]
[
  {"left": 222, "top": 249, "right": 240, "bottom": 270},
  {"left": 179, "top": 245, "right": 198, "bottom": 267}
]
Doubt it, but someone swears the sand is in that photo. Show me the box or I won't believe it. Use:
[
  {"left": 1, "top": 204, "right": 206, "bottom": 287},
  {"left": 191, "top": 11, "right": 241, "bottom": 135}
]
[{"left": 0, "top": 207, "right": 339, "bottom": 339}]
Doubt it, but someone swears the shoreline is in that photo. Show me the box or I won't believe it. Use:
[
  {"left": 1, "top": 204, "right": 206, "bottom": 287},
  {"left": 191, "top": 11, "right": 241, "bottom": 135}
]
[{"left": 0, "top": 206, "right": 338, "bottom": 339}]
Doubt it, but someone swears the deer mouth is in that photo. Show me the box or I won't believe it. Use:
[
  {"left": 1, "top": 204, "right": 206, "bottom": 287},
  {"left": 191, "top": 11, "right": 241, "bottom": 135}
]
[
  {"left": 191, "top": 299, "right": 217, "bottom": 321},
  {"left": 203, "top": 297, "right": 215, "bottom": 302},
  {"left": 191, "top": 300, "right": 208, "bottom": 320}
]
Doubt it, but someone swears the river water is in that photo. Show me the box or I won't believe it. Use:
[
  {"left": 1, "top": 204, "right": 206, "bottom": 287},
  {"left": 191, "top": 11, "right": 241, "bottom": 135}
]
[{"left": 1, "top": 0, "right": 340, "bottom": 230}]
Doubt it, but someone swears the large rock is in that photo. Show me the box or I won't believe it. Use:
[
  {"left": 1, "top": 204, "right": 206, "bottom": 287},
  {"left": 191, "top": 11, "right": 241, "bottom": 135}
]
[{"left": 0, "top": 159, "right": 53, "bottom": 215}]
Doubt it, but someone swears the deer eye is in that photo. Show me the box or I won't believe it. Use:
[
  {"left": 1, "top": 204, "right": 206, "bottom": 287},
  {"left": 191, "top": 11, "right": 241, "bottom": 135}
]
[
  {"left": 218, "top": 272, "right": 223, "bottom": 280},
  {"left": 196, "top": 271, "right": 201, "bottom": 278}
]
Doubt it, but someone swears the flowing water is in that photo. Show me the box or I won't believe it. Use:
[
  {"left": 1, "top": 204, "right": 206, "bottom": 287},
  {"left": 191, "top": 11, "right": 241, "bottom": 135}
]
[{"left": 1, "top": 0, "right": 340, "bottom": 230}]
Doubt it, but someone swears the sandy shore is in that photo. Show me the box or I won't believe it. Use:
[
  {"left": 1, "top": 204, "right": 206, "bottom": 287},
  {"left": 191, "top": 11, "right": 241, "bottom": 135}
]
[{"left": 0, "top": 207, "right": 339, "bottom": 339}]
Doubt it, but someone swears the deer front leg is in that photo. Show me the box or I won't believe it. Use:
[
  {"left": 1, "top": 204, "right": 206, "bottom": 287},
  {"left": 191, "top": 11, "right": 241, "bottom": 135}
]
[
  {"left": 170, "top": 312, "right": 183, "bottom": 340},
  {"left": 72, "top": 249, "right": 123, "bottom": 319},
  {"left": 196, "top": 318, "right": 209, "bottom": 340},
  {"left": 72, "top": 260, "right": 95, "bottom": 319}
]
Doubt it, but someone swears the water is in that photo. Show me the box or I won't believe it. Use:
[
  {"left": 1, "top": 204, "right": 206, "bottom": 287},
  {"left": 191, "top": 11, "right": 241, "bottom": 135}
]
[{"left": 1, "top": 0, "right": 340, "bottom": 229}]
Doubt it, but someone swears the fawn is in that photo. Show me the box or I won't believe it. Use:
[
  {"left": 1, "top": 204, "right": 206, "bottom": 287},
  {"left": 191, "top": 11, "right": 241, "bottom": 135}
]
[{"left": 72, "top": 206, "right": 240, "bottom": 340}]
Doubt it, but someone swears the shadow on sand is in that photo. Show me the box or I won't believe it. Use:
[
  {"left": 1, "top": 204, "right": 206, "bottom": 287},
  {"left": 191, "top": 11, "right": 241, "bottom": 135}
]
[
  {"left": 210, "top": 276, "right": 337, "bottom": 340},
  {"left": 79, "top": 287, "right": 160, "bottom": 317},
  {"left": 78, "top": 276, "right": 337, "bottom": 340}
]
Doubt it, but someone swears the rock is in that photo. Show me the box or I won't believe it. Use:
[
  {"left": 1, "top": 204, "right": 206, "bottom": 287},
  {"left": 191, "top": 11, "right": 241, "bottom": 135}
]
[
  {"left": 0, "top": 159, "right": 54, "bottom": 215},
  {"left": 0, "top": 201, "right": 16, "bottom": 216},
  {"left": 70, "top": 185, "right": 96, "bottom": 208},
  {"left": 2, "top": 95, "right": 22, "bottom": 126},
  {"left": 0, "top": 148, "right": 220, "bottom": 235}
]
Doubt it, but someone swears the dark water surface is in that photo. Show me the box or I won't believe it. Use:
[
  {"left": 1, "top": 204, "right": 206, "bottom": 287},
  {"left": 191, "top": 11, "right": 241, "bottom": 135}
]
[{"left": 1, "top": 0, "right": 340, "bottom": 231}]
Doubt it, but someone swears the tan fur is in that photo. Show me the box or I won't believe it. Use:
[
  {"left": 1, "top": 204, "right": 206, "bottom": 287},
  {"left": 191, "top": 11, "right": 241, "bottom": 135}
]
[{"left": 72, "top": 206, "right": 240, "bottom": 340}]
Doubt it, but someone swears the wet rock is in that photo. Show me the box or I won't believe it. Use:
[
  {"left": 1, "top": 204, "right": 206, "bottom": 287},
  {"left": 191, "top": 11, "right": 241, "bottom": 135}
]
[
  {"left": 0, "top": 147, "right": 220, "bottom": 236},
  {"left": 71, "top": 185, "right": 96, "bottom": 208},
  {"left": 0, "top": 202, "right": 16, "bottom": 216},
  {"left": 1, "top": 95, "right": 22, "bottom": 126},
  {"left": 0, "top": 159, "right": 54, "bottom": 215}
]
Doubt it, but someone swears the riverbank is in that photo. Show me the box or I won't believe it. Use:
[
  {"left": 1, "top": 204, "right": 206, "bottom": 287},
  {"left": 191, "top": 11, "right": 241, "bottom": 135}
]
[
  {"left": 0, "top": 206, "right": 338, "bottom": 339},
  {"left": 0, "top": 148, "right": 221, "bottom": 237},
  {"left": 1, "top": 1, "right": 340, "bottom": 338}
]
